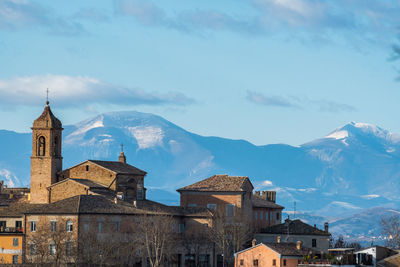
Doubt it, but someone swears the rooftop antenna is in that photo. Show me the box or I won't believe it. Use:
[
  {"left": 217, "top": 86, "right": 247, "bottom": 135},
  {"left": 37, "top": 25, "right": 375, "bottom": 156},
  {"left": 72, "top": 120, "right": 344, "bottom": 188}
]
[
  {"left": 294, "top": 201, "right": 296, "bottom": 219},
  {"left": 46, "top": 88, "right": 50, "bottom": 105}
]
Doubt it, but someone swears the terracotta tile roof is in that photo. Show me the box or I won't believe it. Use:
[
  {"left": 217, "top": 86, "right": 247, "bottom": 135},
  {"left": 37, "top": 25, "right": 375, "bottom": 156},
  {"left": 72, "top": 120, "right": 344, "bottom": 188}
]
[
  {"left": 21, "top": 195, "right": 211, "bottom": 217},
  {"left": 177, "top": 175, "right": 253, "bottom": 192},
  {"left": 33, "top": 104, "right": 62, "bottom": 129},
  {"left": 70, "top": 178, "right": 109, "bottom": 189},
  {"left": 89, "top": 160, "right": 147, "bottom": 175},
  {"left": 264, "top": 242, "right": 314, "bottom": 256},
  {"left": 0, "top": 203, "right": 42, "bottom": 217},
  {"left": 252, "top": 195, "right": 284, "bottom": 209},
  {"left": 261, "top": 219, "right": 330, "bottom": 236}
]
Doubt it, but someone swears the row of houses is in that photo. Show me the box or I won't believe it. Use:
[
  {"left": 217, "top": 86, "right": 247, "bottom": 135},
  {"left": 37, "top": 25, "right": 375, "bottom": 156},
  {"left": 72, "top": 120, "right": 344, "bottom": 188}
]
[{"left": 0, "top": 102, "right": 334, "bottom": 266}]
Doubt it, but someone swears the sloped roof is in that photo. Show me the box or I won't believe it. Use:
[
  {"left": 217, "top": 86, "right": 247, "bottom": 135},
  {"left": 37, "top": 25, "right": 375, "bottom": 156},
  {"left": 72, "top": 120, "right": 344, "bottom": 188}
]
[
  {"left": 33, "top": 104, "right": 62, "bottom": 129},
  {"left": 236, "top": 242, "right": 313, "bottom": 257},
  {"left": 252, "top": 195, "right": 284, "bottom": 209},
  {"left": 25, "top": 195, "right": 145, "bottom": 215},
  {"left": 177, "top": 174, "right": 253, "bottom": 192},
  {"left": 22, "top": 195, "right": 211, "bottom": 217},
  {"left": 261, "top": 219, "right": 330, "bottom": 236},
  {"left": 265, "top": 242, "right": 314, "bottom": 256},
  {"left": 0, "top": 203, "right": 42, "bottom": 217},
  {"left": 88, "top": 160, "right": 147, "bottom": 175}
]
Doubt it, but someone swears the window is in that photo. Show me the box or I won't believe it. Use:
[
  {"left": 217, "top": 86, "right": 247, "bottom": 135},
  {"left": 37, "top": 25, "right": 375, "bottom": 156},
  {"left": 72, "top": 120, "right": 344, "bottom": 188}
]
[
  {"left": 30, "top": 221, "right": 36, "bottom": 232},
  {"left": 66, "top": 220, "right": 73, "bottom": 232},
  {"left": 255, "top": 211, "right": 258, "bottom": 220},
  {"left": 65, "top": 242, "right": 73, "bottom": 257},
  {"left": 226, "top": 204, "right": 235, "bottom": 217},
  {"left": 312, "top": 239, "right": 317, "bottom": 247},
  {"left": 83, "top": 223, "right": 89, "bottom": 232},
  {"left": 188, "top": 203, "right": 197, "bottom": 207},
  {"left": 253, "top": 259, "right": 258, "bottom": 266},
  {"left": 115, "top": 221, "right": 120, "bottom": 232},
  {"left": 98, "top": 222, "right": 103, "bottom": 233},
  {"left": 49, "top": 244, "right": 56, "bottom": 255},
  {"left": 29, "top": 244, "right": 37, "bottom": 255},
  {"left": 240, "top": 259, "right": 244, "bottom": 265},
  {"left": 85, "top": 165, "right": 89, "bottom": 171},
  {"left": 137, "top": 189, "right": 144, "bottom": 200},
  {"left": 51, "top": 221, "right": 57, "bottom": 232},
  {"left": 178, "top": 223, "right": 185, "bottom": 233},
  {"left": 260, "top": 211, "right": 263, "bottom": 220},
  {"left": 198, "top": 254, "right": 210, "bottom": 267},
  {"left": 283, "top": 259, "right": 287, "bottom": 266},
  {"left": 38, "top": 136, "right": 45, "bottom": 156},
  {"left": 13, "top": 238, "right": 19, "bottom": 247},
  {"left": 0, "top": 221, "right": 6, "bottom": 231},
  {"left": 12, "top": 255, "right": 18, "bottom": 264},
  {"left": 276, "top": 212, "right": 280, "bottom": 220},
  {"left": 273, "top": 259, "right": 276, "bottom": 266},
  {"left": 15, "top": 221, "right": 22, "bottom": 230},
  {"left": 207, "top": 204, "right": 216, "bottom": 211},
  {"left": 54, "top": 136, "right": 59, "bottom": 156},
  {"left": 266, "top": 212, "right": 269, "bottom": 220}
]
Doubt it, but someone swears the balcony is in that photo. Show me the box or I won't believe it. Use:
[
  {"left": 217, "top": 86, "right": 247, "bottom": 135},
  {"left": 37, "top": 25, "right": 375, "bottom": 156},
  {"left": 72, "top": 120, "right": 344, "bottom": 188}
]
[{"left": 0, "top": 227, "right": 24, "bottom": 233}]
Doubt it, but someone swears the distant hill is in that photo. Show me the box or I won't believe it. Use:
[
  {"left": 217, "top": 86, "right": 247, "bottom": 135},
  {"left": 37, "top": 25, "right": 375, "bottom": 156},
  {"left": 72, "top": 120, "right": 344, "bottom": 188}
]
[{"left": 1, "top": 110, "right": 400, "bottom": 240}]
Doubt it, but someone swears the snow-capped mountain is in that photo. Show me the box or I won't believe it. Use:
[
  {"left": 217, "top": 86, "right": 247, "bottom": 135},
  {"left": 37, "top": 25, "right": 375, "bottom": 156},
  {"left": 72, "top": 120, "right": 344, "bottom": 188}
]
[{"left": 1, "top": 111, "right": 400, "bottom": 240}]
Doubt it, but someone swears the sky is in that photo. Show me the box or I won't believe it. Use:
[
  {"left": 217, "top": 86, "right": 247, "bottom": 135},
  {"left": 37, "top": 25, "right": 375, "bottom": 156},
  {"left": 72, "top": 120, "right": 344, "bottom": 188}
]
[{"left": 0, "top": 0, "right": 400, "bottom": 146}]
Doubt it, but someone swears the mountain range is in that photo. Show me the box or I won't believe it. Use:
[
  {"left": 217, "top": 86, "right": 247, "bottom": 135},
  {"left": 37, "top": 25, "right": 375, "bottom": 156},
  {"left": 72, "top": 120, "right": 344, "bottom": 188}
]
[{"left": 1, "top": 110, "right": 400, "bottom": 243}]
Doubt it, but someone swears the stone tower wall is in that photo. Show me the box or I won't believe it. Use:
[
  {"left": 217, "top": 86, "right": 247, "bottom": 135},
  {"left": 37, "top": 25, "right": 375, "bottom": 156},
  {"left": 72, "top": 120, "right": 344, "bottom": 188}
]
[{"left": 30, "top": 126, "right": 63, "bottom": 204}]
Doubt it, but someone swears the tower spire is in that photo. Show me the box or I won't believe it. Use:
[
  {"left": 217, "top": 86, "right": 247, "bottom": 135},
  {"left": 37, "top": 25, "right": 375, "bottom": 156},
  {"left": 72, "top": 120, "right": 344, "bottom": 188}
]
[{"left": 46, "top": 88, "right": 49, "bottom": 105}]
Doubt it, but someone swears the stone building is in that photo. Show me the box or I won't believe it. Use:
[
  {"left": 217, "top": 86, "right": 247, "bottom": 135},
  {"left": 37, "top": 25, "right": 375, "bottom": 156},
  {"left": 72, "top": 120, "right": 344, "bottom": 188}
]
[
  {"left": 255, "top": 218, "right": 331, "bottom": 254},
  {"left": 234, "top": 241, "right": 314, "bottom": 267},
  {"left": 177, "top": 174, "right": 284, "bottom": 227}
]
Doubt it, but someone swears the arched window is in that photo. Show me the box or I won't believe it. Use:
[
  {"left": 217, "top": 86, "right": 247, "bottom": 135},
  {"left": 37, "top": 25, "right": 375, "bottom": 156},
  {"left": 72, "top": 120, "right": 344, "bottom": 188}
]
[
  {"left": 54, "top": 136, "right": 59, "bottom": 156},
  {"left": 38, "top": 136, "right": 45, "bottom": 156},
  {"left": 66, "top": 220, "right": 73, "bottom": 232}
]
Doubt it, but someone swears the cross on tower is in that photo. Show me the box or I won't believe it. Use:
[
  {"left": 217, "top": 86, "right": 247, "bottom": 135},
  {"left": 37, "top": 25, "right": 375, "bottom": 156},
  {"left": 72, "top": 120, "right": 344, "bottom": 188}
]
[
  {"left": 46, "top": 88, "right": 49, "bottom": 105},
  {"left": 120, "top": 143, "right": 124, "bottom": 153}
]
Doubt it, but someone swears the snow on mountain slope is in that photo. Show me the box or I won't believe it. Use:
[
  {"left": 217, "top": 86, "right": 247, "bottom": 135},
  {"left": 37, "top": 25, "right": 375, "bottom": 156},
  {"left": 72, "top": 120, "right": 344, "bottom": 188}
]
[{"left": 1, "top": 111, "right": 400, "bottom": 241}]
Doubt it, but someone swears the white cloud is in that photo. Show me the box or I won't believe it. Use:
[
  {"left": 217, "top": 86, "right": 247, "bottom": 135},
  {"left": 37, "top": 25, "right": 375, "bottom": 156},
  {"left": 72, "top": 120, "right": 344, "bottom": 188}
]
[
  {"left": 0, "top": 74, "right": 194, "bottom": 107},
  {"left": 361, "top": 194, "right": 380, "bottom": 199}
]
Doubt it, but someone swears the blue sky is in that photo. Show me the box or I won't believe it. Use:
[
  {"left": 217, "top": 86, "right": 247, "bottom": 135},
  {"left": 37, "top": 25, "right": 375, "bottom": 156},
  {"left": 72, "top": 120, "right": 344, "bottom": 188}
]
[{"left": 0, "top": 0, "right": 400, "bottom": 145}]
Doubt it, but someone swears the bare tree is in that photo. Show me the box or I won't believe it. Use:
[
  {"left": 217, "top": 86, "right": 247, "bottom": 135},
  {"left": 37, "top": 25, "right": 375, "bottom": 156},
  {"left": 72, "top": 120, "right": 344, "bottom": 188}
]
[
  {"left": 137, "top": 211, "right": 176, "bottom": 267},
  {"left": 26, "top": 219, "right": 77, "bottom": 266},
  {"left": 207, "top": 209, "right": 253, "bottom": 267},
  {"left": 381, "top": 215, "right": 400, "bottom": 249},
  {"left": 181, "top": 223, "right": 213, "bottom": 267}
]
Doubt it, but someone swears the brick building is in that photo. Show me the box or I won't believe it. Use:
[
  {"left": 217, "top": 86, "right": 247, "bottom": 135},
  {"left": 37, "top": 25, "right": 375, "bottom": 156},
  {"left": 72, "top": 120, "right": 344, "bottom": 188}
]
[
  {"left": 177, "top": 174, "right": 284, "bottom": 228},
  {"left": 234, "top": 241, "right": 314, "bottom": 267}
]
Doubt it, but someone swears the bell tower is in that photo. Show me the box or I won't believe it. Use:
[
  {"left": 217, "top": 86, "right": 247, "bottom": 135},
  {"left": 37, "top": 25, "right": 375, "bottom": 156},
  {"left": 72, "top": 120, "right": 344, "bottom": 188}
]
[{"left": 30, "top": 100, "right": 63, "bottom": 203}]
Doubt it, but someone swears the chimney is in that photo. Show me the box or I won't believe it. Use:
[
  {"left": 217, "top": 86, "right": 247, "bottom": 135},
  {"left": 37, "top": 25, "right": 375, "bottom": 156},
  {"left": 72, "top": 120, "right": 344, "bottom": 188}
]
[
  {"left": 263, "top": 191, "right": 276, "bottom": 203},
  {"left": 296, "top": 241, "right": 302, "bottom": 250},
  {"left": 133, "top": 200, "right": 137, "bottom": 208},
  {"left": 114, "top": 197, "right": 118, "bottom": 204},
  {"left": 324, "top": 222, "right": 329, "bottom": 232},
  {"left": 314, "top": 224, "right": 316, "bottom": 229},
  {"left": 277, "top": 236, "right": 281, "bottom": 243},
  {"left": 252, "top": 239, "right": 257, "bottom": 247},
  {"left": 119, "top": 152, "right": 126, "bottom": 163}
]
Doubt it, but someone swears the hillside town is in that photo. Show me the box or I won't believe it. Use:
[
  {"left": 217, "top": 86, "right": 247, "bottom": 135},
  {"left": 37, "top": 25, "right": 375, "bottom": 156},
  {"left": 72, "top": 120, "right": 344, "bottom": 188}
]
[{"left": 0, "top": 104, "right": 399, "bottom": 266}]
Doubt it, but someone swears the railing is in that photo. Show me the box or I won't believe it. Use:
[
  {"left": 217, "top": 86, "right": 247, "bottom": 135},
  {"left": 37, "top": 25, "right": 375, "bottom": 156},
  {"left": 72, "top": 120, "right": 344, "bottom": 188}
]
[{"left": 0, "top": 227, "right": 23, "bottom": 233}]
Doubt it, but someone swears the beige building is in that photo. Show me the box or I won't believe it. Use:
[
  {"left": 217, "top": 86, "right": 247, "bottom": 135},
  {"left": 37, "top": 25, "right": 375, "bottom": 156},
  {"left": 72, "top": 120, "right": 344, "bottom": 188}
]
[{"left": 255, "top": 218, "right": 331, "bottom": 254}]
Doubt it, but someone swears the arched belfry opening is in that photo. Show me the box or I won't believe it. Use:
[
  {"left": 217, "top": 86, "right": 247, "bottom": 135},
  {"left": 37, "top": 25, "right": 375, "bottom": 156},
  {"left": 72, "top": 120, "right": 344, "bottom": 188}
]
[{"left": 37, "top": 136, "right": 46, "bottom": 156}]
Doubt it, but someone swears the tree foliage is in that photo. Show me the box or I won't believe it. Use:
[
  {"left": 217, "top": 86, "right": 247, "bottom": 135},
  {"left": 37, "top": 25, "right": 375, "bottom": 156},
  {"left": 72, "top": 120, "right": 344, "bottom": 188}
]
[{"left": 381, "top": 215, "right": 400, "bottom": 249}]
